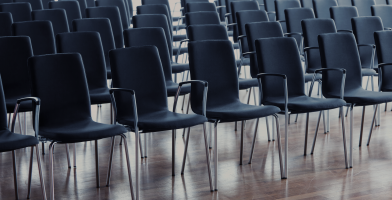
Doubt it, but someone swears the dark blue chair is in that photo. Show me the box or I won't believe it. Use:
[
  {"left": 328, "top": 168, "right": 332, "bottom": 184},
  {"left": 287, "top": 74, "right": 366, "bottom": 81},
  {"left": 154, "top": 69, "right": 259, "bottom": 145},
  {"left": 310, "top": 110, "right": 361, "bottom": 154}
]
[
  {"left": 0, "top": 2, "right": 32, "bottom": 22},
  {"left": 14, "top": 0, "right": 43, "bottom": 10},
  {"left": 0, "top": 12, "right": 13, "bottom": 36},
  {"left": 32, "top": 9, "right": 70, "bottom": 35},
  {"left": 49, "top": 1, "right": 82, "bottom": 31}
]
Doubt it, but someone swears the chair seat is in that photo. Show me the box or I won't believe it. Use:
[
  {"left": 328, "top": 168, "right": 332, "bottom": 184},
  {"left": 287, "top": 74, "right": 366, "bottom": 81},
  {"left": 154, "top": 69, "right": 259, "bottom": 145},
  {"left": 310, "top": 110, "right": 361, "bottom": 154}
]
[
  {"left": 304, "top": 73, "right": 322, "bottom": 82},
  {"left": 173, "top": 34, "right": 187, "bottom": 42},
  {"left": 173, "top": 46, "right": 188, "bottom": 55},
  {"left": 166, "top": 80, "right": 191, "bottom": 97},
  {"left": 343, "top": 88, "right": 392, "bottom": 106},
  {"left": 90, "top": 87, "right": 111, "bottom": 104},
  {"left": 0, "top": 130, "right": 38, "bottom": 152},
  {"left": 206, "top": 102, "right": 280, "bottom": 122},
  {"left": 264, "top": 95, "right": 346, "bottom": 113},
  {"left": 6, "top": 97, "right": 33, "bottom": 113},
  {"left": 39, "top": 120, "right": 127, "bottom": 143},
  {"left": 118, "top": 110, "right": 207, "bottom": 132},
  {"left": 171, "top": 62, "right": 189, "bottom": 73},
  {"left": 362, "top": 68, "right": 377, "bottom": 76},
  {"left": 239, "top": 78, "right": 258, "bottom": 90},
  {"left": 236, "top": 57, "right": 250, "bottom": 66}
]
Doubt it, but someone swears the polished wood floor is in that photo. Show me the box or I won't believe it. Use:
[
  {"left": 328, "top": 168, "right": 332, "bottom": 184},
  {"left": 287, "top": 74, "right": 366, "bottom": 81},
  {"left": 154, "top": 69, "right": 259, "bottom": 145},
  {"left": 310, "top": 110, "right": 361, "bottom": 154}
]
[{"left": 1, "top": 76, "right": 391, "bottom": 200}]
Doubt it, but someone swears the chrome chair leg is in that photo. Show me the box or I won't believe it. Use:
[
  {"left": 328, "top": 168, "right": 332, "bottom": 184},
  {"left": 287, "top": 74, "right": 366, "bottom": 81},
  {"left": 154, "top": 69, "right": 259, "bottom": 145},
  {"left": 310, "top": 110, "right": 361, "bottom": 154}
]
[
  {"left": 24, "top": 112, "right": 26, "bottom": 135},
  {"left": 202, "top": 123, "right": 214, "bottom": 191},
  {"left": 121, "top": 134, "right": 135, "bottom": 200},
  {"left": 7, "top": 113, "right": 10, "bottom": 128},
  {"left": 42, "top": 142, "right": 45, "bottom": 155},
  {"left": 248, "top": 118, "right": 260, "bottom": 164},
  {"left": 18, "top": 113, "right": 22, "bottom": 134},
  {"left": 385, "top": 103, "right": 387, "bottom": 111},
  {"left": 295, "top": 114, "right": 299, "bottom": 122},
  {"left": 172, "top": 129, "right": 176, "bottom": 176},
  {"left": 139, "top": 134, "right": 144, "bottom": 158},
  {"left": 304, "top": 113, "right": 309, "bottom": 155},
  {"left": 95, "top": 140, "right": 100, "bottom": 188},
  {"left": 144, "top": 132, "right": 147, "bottom": 158},
  {"left": 73, "top": 143, "right": 76, "bottom": 168},
  {"left": 359, "top": 106, "right": 366, "bottom": 147},
  {"left": 345, "top": 106, "right": 349, "bottom": 117},
  {"left": 377, "top": 104, "right": 381, "bottom": 126},
  {"left": 12, "top": 150, "right": 18, "bottom": 200},
  {"left": 272, "top": 116, "right": 275, "bottom": 141},
  {"left": 209, "top": 123, "right": 212, "bottom": 149},
  {"left": 66, "top": 144, "right": 71, "bottom": 168},
  {"left": 96, "top": 104, "right": 100, "bottom": 122},
  {"left": 214, "top": 120, "right": 219, "bottom": 190},
  {"left": 106, "top": 137, "right": 115, "bottom": 186},
  {"left": 239, "top": 120, "right": 245, "bottom": 165},
  {"left": 310, "top": 111, "right": 322, "bottom": 154},
  {"left": 322, "top": 111, "right": 326, "bottom": 134},
  {"left": 253, "top": 87, "right": 257, "bottom": 105},
  {"left": 182, "top": 100, "right": 190, "bottom": 137},
  {"left": 265, "top": 117, "right": 270, "bottom": 141},
  {"left": 234, "top": 121, "right": 237, "bottom": 131},
  {"left": 350, "top": 104, "right": 354, "bottom": 168},
  {"left": 181, "top": 94, "right": 186, "bottom": 111},
  {"left": 35, "top": 144, "right": 47, "bottom": 200},
  {"left": 340, "top": 107, "right": 349, "bottom": 169},
  {"left": 49, "top": 142, "right": 56, "bottom": 200},
  {"left": 367, "top": 104, "right": 379, "bottom": 146},
  {"left": 288, "top": 114, "right": 291, "bottom": 124},
  {"left": 283, "top": 110, "right": 289, "bottom": 179},
  {"left": 181, "top": 127, "right": 191, "bottom": 174},
  {"left": 273, "top": 114, "right": 284, "bottom": 179}
]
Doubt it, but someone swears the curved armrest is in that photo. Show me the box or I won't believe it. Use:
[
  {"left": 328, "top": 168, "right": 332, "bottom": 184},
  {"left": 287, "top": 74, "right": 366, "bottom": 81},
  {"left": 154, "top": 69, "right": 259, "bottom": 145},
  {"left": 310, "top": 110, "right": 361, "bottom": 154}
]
[
  {"left": 303, "top": 47, "right": 319, "bottom": 52},
  {"left": 225, "top": 13, "right": 231, "bottom": 17},
  {"left": 12, "top": 97, "right": 41, "bottom": 138},
  {"left": 174, "top": 80, "right": 208, "bottom": 116},
  {"left": 227, "top": 23, "right": 237, "bottom": 27},
  {"left": 357, "top": 44, "right": 376, "bottom": 48},
  {"left": 109, "top": 88, "right": 138, "bottom": 127},
  {"left": 175, "top": 39, "right": 189, "bottom": 63},
  {"left": 284, "top": 32, "right": 302, "bottom": 36},
  {"left": 384, "top": 27, "right": 392, "bottom": 30},
  {"left": 309, "top": 68, "right": 346, "bottom": 99},
  {"left": 216, "top": 6, "right": 226, "bottom": 9},
  {"left": 238, "top": 35, "right": 247, "bottom": 40},
  {"left": 256, "top": 73, "right": 288, "bottom": 108},
  {"left": 242, "top": 51, "right": 255, "bottom": 57},
  {"left": 277, "top": 20, "right": 286, "bottom": 23},
  {"left": 337, "top": 30, "right": 353, "bottom": 33},
  {"left": 259, "top": 3, "right": 264, "bottom": 6},
  {"left": 267, "top": 11, "right": 275, "bottom": 14},
  {"left": 378, "top": 63, "right": 392, "bottom": 67}
]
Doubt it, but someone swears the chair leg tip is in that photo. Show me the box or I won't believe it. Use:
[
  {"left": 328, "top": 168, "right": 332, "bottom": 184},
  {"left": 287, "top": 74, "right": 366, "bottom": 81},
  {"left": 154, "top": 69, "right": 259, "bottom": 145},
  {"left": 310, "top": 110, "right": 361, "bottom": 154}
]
[
  {"left": 272, "top": 139, "right": 275, "bottom": 141},
  {"left": 209, "top": 147, "right": 212, "bottom": 149},
  {"left": 268, "top": 140, "right": 271, "bottom": 142},
  {"left": 210, "top": 190, "right": 214, "bottom": 192},
  {"left": 214, "top": 189, "right": 218, "bottom": 191}
]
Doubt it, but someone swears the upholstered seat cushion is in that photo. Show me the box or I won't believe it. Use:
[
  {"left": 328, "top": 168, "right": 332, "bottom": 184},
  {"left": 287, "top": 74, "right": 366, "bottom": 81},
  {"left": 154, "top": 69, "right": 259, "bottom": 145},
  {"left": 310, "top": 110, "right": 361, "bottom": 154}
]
[
  {"left": 264, "top": 95, "right": 347, "bottom": 113},
  {"left": 118, "top": 110, "right": 207, "bottom": 132},
  {"left": 171, "top": 62, "right": 189, "bottom": 73},
  {"left": 239, "top": 78, "right": 258, "bottom": 90},
  {"left": 0, "top": 130, "right": 38, "bottom": 152},
  {"left": 166, "top": 81, "right": 191, "bottom": 97},
  {"left": 39, "top": 120, "right": 127, "bottom": 143},
  {"left": 361, "top": 68, "right": 377, "bottom": 76},
  {"left": 304, "top": 73, "right": 322, "bottom": 82},
  {"left": 206, "top": 103, "right": 280, "bottom": 122},
  {"left": 343, "top": 88, "right": 392, "bottom": 106},
  {"left": 90, "top": 87, "right": 111, "bottom": 104},
  {"left": 6, "top": 97, "right": 33, "bottom": 113},
  {"left": 173, "top": 34, "right": 187, "bottom": 41}
]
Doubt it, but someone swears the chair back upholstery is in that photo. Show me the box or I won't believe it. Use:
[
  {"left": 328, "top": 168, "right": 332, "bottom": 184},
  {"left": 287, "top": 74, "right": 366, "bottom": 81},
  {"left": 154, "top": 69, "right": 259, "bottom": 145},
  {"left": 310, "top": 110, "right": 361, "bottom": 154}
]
[
  {"left": 330, "top": 6, "right": 358, "bottom": 30},
  {"left": 352, "top": 0, "right": 375, "bottom": 16},
  {"left": 313, "top": 0, "right": 338, "bottom": 18},
  {"left": 49, "top": 1, "right": 82, "bottom": 31},
  {"left": 0, "top": 2, "right": 32, "bottom": 22},
  {"left": 32, "top": 9, "right": 70, "bottom": 35}
]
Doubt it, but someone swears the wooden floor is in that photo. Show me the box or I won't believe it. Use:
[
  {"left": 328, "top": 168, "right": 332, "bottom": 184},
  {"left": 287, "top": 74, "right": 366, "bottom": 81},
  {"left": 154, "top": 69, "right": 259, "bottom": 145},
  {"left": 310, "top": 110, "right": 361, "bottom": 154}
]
[{"left": 1, "top": 77, "right": 392, "bottom": 200}]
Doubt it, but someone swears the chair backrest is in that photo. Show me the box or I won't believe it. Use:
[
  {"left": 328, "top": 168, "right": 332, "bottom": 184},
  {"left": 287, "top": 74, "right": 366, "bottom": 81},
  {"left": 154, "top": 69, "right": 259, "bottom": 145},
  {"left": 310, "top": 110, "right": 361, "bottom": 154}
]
[
  {"left": 187, "top": 24, "right": 229, "bottom": 41},
  {"left": 225, "top": 0, "right": 249, "bottom": 27},
  {"left": 236, "top": 10, "right": 269, "bottom": 54},
  {"left": 217, "top": 0, "right": 226, "bottom": 21},
  {"left": 230, "top": 1, "right": 259, "bottom": 42},
  {"left": 0, "top": 0, "right": 12, "bottom": 3},
  {"left": 187, "top": 2, "right": 216, "bottom": 12},
  {"left": 318, "top": 32, "right": 362, "bottom": 92},
  {"left": 245, "top": 21, "right": 284, "bottom": 77},
  {"left": 132, "top": 14, "right": 173, "bottom": 59},
  {"left": 285, "top": 7, "right": 315, "bottom": 47},
  {"left": 49, "top": 1, "right": 81, "bottom": 31},
  {"left": 86, "top": 0, "right": 95, "bottom": 7},
  {"left": 32, "top": 9, "right": 69, "bottom": 35},
  {"left": 330, "top": 6, "right": 358, "bottom": 30},
  {"left": 275, "top": 0, "right": 300, "bottom": 33},
  {"left": 301, "top": 0, "right": 313, "bottom": 8},
  {"left": 41, "top": 0, "right": 50, "bottom": 9},
  {"left": 14, "top": 0, "right": 42, "bottom": 10},
  {"left": 352, "top": 0, "right": 375, "bottom": 16},
  {"left": 313, "top": 0, "right": 338, "bottom": 18},
  {"left": 371, "top": 5, "right": 392, "bottom": 28},
  {"left": 188, "top": 40, "right": 239, "bottom": 113},
  {"left": 28, "top": 53, "right": 92, "bottom": 127},
  {"left": 13, "top": 21, "right": 56, "bottom": 55},
  {"left": 136, "top": 5, "right": 173, "bottom": 42},
  {"left": 0, "top": 36, "right": 33, "bottom": 103},
  {"left": 59, "top": 0, "right": 88, "bottom": 18},
  {"left": 73, "top": 18, "right": 116, "bottom": 69},
  {"left": 141, "top": 0, "right": 173, "bottom": 19},
  {"left": 56, "top": 32, "right": 108, "bottom": 92},
  {"left": 96, "top": 0, "right": 130, "bottom": 29},
  {"left": 184, "top": 0, "right": 209, "bottom": 13},
  {"left": 87, "top": 6, "right": 124, "bottom": 48},
  {"left": 109, "top": 46, "right": 169, "bottom": 118},
  {"left": 185, "top": 11, "right": 221, "bottom": 26},
  {"left": 255, "top": 37, "right": 305, "bottom": 100},
  {"left": 375, "top": 0, "right": 387, "bottom": 4},
  {"left": 0, "top": 12, "right": 13, "bottom": 36},
  {"left": 337, "top": 0, "right": 352, "bottom": 5},
  {"left": 0, "top": 75, "right": 8, "bottom": 130},
  {"left": 0, "top": 2, "right": 32, "bottom": 22},
  {"left": 374, "top": 30, "right": 392, "bottom": 91},
  {"left": 352, "top": 16, "right": 383, "bottom": 68},
  {"left": 124, "top": 0, "right": 133, "bottom": 21},
  {"left": 123, "top": 27, "right": 174, "bottom": 83},
  {"left": 301, "top": 18, "right": 337, "bottom": 72}
]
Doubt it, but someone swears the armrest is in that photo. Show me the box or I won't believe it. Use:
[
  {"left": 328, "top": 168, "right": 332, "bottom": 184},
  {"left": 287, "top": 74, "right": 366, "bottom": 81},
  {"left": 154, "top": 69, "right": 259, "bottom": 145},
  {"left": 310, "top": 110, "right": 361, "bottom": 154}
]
[
  {"left": 12, "top": 97, "right": 41, "bottom": 138},
  {"left": 259, "top": 3, "right": 264, "bottom": 6},
  {"left": 357, "top": 44, "right": 376, "bottom": 48},
  {"left": 225, "top": 13, "right": 231, "bottom": 17},
  {"left": 284, "top": 32, "right": 302, "bottom": 36},
  {"left": 173, "top": 80, "right": 208, "bottom": 116},
  {"left": 242, "top": 51, "right": 255, "bottom": 57},
  {"left": 267, "top": 11, "right": 276, "bottom": 14},
  {"left": 227, "top": 23, "right": 237, "bottom": 27},
  {"left": 256, "top": 73, "right": 288, "bottom": 108},
  {"left": 337, "top": 30, "right": 353, "bottom": 33},
  {"left": 384, "top": 27, "right": 392, "bottom": 30},
  {"left": 238, "top": 35, "right": 247, "bottom": 40},
  {"left": 109, "top": 88, "right": 138, "bottom": 126},
  {"left": 277, "top": 20, "right": 286, "bottom": 23},
  {"left": 309, "top": 68, "right": 346, "bottom": 99},
  {"left": 216, "top": 6, "right": 226, "bottom": 8},
  {"left": 303, "top": 47, "right": 319, "bottom": 52},
  {"left": 378, "top": 63, "right": 392, "bottom": 67},
  {"left": 175, "top": 39, "right": 189, "bottom": 63}
]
